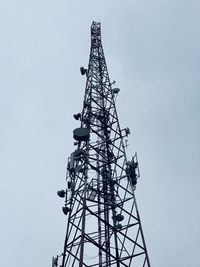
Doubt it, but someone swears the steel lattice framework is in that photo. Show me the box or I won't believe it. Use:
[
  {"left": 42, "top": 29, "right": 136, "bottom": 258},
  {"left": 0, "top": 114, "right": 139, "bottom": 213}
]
[{"left": 53, "top": 21, "right": 150, "bottom": 267}]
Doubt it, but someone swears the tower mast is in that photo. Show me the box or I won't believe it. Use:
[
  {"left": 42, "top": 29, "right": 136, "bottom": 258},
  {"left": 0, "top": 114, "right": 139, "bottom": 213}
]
[{"left": 53, "top": 21, "right": 151, "bottom": 267}]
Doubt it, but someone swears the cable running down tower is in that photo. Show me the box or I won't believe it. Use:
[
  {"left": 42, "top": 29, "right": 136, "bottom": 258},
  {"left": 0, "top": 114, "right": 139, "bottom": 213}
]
[{"left": 53, "top": 21, "right": 151, "bottom": 267}]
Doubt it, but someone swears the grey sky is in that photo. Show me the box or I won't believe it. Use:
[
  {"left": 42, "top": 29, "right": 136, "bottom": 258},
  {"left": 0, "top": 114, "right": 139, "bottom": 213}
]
[{"left": 0, "top": 1, "right": 199, "bottom": 266}]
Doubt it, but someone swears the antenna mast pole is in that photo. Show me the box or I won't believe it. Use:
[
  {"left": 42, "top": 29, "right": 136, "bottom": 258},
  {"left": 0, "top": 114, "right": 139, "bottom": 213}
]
[{"left": 53, "top": 21, "right": 151, "bottom": 267}]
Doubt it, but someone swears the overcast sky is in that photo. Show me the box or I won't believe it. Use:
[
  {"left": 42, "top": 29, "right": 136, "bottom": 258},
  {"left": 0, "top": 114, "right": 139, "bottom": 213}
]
[{"left": 0, "top": 1, "right": 199, "bottom": 266}]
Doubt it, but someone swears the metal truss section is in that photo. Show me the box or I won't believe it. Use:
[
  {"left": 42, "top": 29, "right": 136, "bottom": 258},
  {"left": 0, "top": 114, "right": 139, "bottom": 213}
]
[{"left": 53, "top": 21, "right": 150, "bottom": 267}]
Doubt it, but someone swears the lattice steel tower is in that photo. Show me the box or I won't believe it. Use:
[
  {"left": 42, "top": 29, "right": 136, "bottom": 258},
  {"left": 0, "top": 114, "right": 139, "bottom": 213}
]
[{"left": 53, "top": 21, "right": 150, "bottom": 267}]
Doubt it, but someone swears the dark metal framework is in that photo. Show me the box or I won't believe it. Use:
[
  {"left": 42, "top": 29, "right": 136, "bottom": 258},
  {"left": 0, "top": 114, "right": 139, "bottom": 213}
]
[{"left": 53, "top": 21, "right": 150, "bottom": 267}]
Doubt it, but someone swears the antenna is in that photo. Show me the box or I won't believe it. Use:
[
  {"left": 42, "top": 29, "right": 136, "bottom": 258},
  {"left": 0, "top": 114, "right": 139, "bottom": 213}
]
[{"left": 53, "top": 21, "right": 151, "bottom": 267}]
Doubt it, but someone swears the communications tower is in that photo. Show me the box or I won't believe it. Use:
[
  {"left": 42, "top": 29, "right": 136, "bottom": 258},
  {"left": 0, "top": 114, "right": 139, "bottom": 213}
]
[{"left": 53, "top": 21, "right": 150, "bottom": 267}]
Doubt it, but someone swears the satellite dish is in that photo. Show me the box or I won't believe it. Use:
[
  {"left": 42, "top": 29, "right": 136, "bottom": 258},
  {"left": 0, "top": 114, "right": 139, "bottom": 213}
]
[
  {"left": 73, "top": 113, "right": 81, "bottom": 120},
  {"left": 62, "top": 206, "right": 70, "bottom": 215},
  {"left": 57, "top": 190, "right": 65, "bottom": 198},
  {"left": 73, "top": 128, "right": 90, "bottom": 141},
  {"left": 112, "top": 88, "right": 120, "bottom": 94},
  {"left": 116, "top": 224, "right": 122, "bottom": 229}
]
